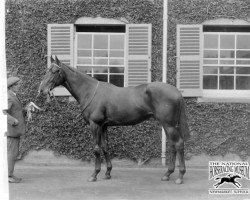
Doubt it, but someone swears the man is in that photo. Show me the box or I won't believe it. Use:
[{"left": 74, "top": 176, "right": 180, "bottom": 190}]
[{"left": 5, "top": 76, "right": 38, "bottom": 183}]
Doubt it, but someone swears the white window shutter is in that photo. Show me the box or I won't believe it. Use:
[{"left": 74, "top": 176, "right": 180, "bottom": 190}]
[
  {"left": 176, "top": 24, "right": 202, "bottom": 97},
  {"left": 47, "top": 24, "right": 74, "bottom": 96},
  {"left": 126, "top": 24, "right": 151, "bottom": 87}
]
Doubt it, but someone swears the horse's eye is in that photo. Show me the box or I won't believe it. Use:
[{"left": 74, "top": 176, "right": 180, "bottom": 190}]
[{"left": 51, "top": 67, "right": 59, "bottom": 73}]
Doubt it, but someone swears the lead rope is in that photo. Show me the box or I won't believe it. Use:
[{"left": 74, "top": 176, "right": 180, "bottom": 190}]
[{"left": 51, "top": 91, "right": 61, "bottom": 109}]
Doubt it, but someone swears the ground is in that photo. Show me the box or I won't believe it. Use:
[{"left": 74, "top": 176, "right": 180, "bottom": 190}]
[{"left": 8, "top": 164, "right": 250, "bottom": 200}]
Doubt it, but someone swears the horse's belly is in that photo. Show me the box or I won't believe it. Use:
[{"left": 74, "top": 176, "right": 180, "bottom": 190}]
[{"left": 106, "top": 107, "right": 152, "bottom": 126}]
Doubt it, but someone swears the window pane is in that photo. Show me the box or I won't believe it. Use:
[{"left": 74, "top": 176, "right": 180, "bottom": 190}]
[
  {"left": 204, "top": 50, "right": 218, "bottom": 58},
  {"left": 203, "top": 76, "right": 218, "bottom": 89},
  {"left": 203, "top": 66, "right": 218, "bottom": 74},
  {"left": 93, "top": 58, "right": 108, "bottom": 65},
  {"left": 236, "top": 67, "right": 250, "bottom": 74},
  {"left": 77, "top": 58, "right": 92, "bottom": 65},
  {"left": 77, "top": 50, "right": 92, "bottom": 57},
  {"left": 93, "top": 66, "right": 108, "bottom": 73},
  {"left": 110, "top": 67, "right": 124, "bottom": 73},
  {"left": 219, "top": 76, "right": 234, "bottom": 89},
  {"left": 236, "top": 51, "right": 250, "bottom": 58},
  {"left": 220, "top": 60, "right": 234, "bottom": 64},
  {"left": 78, "top": 34, "right": 92, "bottom": 49},
  {"left": 109, "top": 58, "right": 124, "bottom": 65},
  {"left": 110, "top": 75, "right": 124, "bottom": 87},
  {"left": 237, "top": 35, "right": 250, "bottom": 49},
  {"left": 110, "top": 35, "right": 124, "bottom": 49},
  {"left": 220, "top": 35, "right": 235, "bottom": 49},
  {"left": 204, "top": 35, "right": 218, "bottom": 49},
  {"left": 219, "top": 67, "right": 234, "bottom": 74},
  {"left": 77, "top": 66, "right": 92, "bottom": 74},
  {"left": 110, "top": 50, "right": 124, "bottom": 57},
  {"left": 236, "top": 60, "right": 250, "bottom": 65},
  {"left": 94, "top": 35, "right": 108, "bottom": 49},
  {"left": 203, "top": 60, "right": 218, "bottom": 64},
  {"left": 220, "top": 50, "right": 234, "bottom": 58},
  {"left": 236, "top": 76, "right": 250, "bottom": 89},
  {"left": 94, "top": 50, "right": 108, "bottom": 57},
  {"left": 93, "top": 74, "right": 108, "bottom": 82}
]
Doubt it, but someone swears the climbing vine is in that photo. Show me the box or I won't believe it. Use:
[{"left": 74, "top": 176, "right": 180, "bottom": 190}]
[{"left": 5, "top": 0, "right": 250, "bottom": 164}]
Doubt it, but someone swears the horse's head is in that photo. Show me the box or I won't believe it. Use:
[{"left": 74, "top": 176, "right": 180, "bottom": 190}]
[
  {"left": 38, "top": 56, "right": 65, "bottom": 100},
  {"left": 234, "top": 175, "right": 241, "bottom": 179}
]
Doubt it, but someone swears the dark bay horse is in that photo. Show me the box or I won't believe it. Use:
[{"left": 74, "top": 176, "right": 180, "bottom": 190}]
[{"left": 38, "top": 56, "right": 190, "bottom": 184}]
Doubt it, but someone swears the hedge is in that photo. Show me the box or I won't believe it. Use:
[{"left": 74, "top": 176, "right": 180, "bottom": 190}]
[{"left": 5, "top": 0, "right": 250, "bottom": 164}]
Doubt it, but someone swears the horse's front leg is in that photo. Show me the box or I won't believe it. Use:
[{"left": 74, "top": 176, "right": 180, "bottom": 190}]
[
  {"left": 233, "top": 181, "right": 241, "bottom": 188},
  {"left": 88, "top": 121, "right": 102, "bottom": 182},
  {"left": 101, "top": 126, "right": 112, "bottom": 180}
]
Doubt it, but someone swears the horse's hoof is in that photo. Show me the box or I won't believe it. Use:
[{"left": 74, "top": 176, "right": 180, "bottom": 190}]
[
  {"left": 87, "top": 177, "right": 97, "bottom": 182},
  {"left": 161, "top": 176, "right": 170, "bottom": 181},
  {"left": 103, "top": 175, "right": 111, "bottom": 180},
  {"left": 175, "top": 178, "right": 183, "bottom": 184}
]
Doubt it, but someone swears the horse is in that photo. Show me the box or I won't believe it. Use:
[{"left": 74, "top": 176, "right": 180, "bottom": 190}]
[
  {"left": 38, "top": 55, "right": 190, "bottom": 184},
  {"left": 214, "top": 174, "right": 241, "bottom": 188}
]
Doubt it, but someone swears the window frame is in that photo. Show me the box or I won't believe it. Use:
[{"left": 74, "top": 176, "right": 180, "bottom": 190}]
[
  {"left": 202, "top": 29, "right": 250, "bottom": 99},
  {"left": 74, "top": 31, "right": 127, "bottom": 87}
]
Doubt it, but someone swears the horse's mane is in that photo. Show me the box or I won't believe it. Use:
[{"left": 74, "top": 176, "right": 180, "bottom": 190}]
[
  {"left": 58, "top": 61, "right": 96, "bottom": 82},
  {"left": 60, "top": 62, "right": 78, "bottom": 73}
]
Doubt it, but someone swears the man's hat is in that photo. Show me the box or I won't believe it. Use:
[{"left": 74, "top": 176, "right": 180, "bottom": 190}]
[{"left": 7, "top": 77, "right": 20, "bottom": 87}]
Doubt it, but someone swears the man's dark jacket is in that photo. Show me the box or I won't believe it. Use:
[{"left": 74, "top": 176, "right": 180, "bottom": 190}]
[{"left": 6, "top": 90, "right": 26, "bottom": 137}]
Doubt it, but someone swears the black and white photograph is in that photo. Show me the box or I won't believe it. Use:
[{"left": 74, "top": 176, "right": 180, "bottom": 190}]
[{"left": 0, "top": 0, "right": 250, "bottom": 200}]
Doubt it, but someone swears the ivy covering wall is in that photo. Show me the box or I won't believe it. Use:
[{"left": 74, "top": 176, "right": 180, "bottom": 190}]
[{"left": 5, "top": 0, "right": 250, "bottom": 164}]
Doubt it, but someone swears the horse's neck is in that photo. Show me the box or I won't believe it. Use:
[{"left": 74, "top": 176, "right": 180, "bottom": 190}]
[{"left": 61, "top": 65, "right": 97, "bottom": 102}]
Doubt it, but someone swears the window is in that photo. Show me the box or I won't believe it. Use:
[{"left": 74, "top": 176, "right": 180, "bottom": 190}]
[
  {"left": 76, "top": 31, "right": 125, "bottom": 87},
  {"left": 177, "top": 23, "right": 250, "bottom": 100},
  {"left": 203, "top": 28, "right": 250, "bottom": 92},
  {"left": 47, "top": 22, "right": 151, "bottom": 96}
]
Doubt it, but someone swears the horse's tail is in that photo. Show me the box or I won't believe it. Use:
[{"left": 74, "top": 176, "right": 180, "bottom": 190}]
[{"left": 178, "top": 98, "right": 190, "bottom": 141}]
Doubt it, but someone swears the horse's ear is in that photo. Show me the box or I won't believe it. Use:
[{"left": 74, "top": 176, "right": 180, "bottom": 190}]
[
  {"left": 55, "top": 55, "right": 60, "bottom": 65},
  {"left": 50, "top": 55, "right": 55, "bottom": 63}
]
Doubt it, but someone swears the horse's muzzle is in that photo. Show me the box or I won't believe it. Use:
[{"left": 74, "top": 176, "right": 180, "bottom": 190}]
[{"left": 37, "top": 86, "right": 53, "bottom": 103}]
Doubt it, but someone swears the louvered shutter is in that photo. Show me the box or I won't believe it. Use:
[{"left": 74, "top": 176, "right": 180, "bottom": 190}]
[
  {"left": 126, "top": 24, "right": 151, "bottom": 87},
  {"left": 176, "top": 25, "right": 202, "bottom": 97},
  {"left": 47, "top": 24, "right": 74, "bottom": 96}
]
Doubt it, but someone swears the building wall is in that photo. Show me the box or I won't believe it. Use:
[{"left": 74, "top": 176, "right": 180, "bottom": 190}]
[{"left": 5, "top": 0, "right": 250, "bottom": 163}]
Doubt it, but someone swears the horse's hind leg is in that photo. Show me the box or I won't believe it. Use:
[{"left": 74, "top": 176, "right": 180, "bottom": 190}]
[
  {"left": 161, "top": 125, "right": 186, "bottom": 184},
  {"left": 161, "top": 142, "right": 176, "bottom": 181},
  {"left": 175, "top": 136, "right": 186, "bottom": 184},
  {"left": 101, "top": 126, "right": 112, "bottom": 180}
]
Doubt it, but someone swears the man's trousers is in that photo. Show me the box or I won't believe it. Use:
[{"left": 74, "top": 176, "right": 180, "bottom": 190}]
[{"left": 7, "top": 137, "right": 20, "bottom": 177}]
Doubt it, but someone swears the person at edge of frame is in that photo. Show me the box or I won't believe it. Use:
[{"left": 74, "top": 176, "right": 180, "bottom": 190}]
[{"left": 4, "top": 76, "right": 37, "bottom": 183}]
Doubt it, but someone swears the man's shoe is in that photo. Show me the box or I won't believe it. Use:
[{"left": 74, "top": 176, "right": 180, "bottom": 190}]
[{"left": 9, "top": 176, "right": 22, "bottom": 183}]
